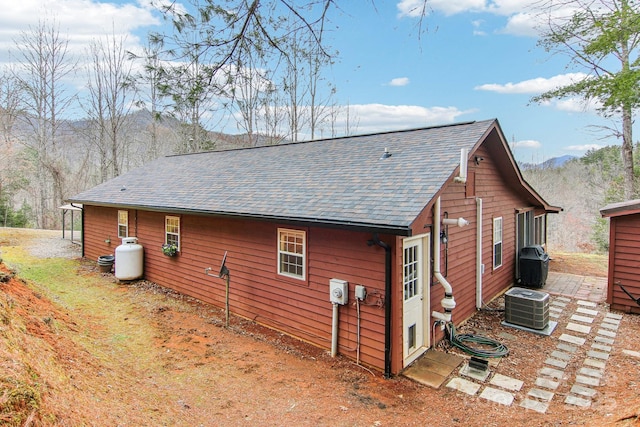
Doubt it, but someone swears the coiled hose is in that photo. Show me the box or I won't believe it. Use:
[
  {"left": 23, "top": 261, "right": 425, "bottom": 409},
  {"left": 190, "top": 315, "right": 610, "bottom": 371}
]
[{"left": 445, "top": 322, "right": 509, "bottom": 358}]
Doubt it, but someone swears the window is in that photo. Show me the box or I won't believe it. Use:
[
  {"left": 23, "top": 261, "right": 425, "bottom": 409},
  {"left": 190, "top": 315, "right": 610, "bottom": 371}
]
[
  {"left": 118, "top": 210, "right": 128, "bottom": 238},
  {"left": 278, "top": 228, "right": 306, "bottom": 280},
  {"left": 534, "top": 215, "right": 546, "bottom": 246},
  {"left": 493, "top": 217, "right": 503, "bottom": 269},
  {"left": 165, "top": 216, "right": 180, "bottom": 250}
]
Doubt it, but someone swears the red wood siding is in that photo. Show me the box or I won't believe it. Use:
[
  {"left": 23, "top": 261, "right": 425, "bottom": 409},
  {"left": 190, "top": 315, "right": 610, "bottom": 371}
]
[
  {"left": 82, "top": 205, "right": 392, "bottom": 371},
  {"left": 608, "top": 213, "right": 640, "bottom": 314}
]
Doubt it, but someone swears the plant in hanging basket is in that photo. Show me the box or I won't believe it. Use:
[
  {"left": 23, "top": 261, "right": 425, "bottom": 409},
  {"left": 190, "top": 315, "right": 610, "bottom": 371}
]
[{"left": 161, "top": 243, "right": 178, "bottom": 256}]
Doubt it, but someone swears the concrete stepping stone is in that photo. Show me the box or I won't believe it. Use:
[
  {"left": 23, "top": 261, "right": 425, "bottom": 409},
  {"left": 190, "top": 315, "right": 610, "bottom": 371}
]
[
  {"left": 551, "top": 300, "right": 567, "bottom": 308},
  {"left": 521, "top": 398, "right": 549, "bottom": 413},
  {"left": 595, "top": 336, "right": 614, "bottom": 345},
  {"left": 445, "top": 377, "right": 481, "bottom": 395},
  {"left": 597, "top": 329, "right": 616, "bottom": 338},
  {"left": 566, "top": 322, "right": 591, "bottom": 334},
  {"left": 490, "top": 373, "right": 523, "bottom": 391},
  {"left": 587, "top": 350, "right": 610, "bottom": 361},
  {"left": 571, "top": 384, "right": 597, "bottom": 398},
  {"left": 528, "top": 388, "right": 554, "bottom": 401},
  {"left": 539, "top": 367, "right": 564, "bottom": 380},
  {"left": 479, "top": 387, "right": 514, "bottom": 405},
  {"left": 559, "top": 334, "right": 585, "bottom": 346},
  {"left": 605, "top": 312, "right": 623, "bottom": 320},
  {"left": 566, "top": 394, "right": 591, "bottom": 407},
  {"left": 571, "top": 314, "right": 595, "bottom": 324},
  {"left": 600, "top": 322, "right": 619, "bottom": 331},
  {"left": 584, "top": 358, "right": 606, "bottom": 369},
  {"left": 536, "top": 377, "right": 560, "bottom": 390},
  {"left": 576, "top": 307, "right": 598, "bottom": 316},
  {"left": 577, "top": 300, "right": 597, "bottom": 307},
  {"left": 550, "top": 312, "right": 560, "bottom": 319},
  {"left": 579, "top": 367, "right": 603, "bottom": 378},
  {"left": 550, "top": 305, "right": 563, "bottom": 313},
  {"left": 545, "top": 358, "right": 568, "bottom": 369},
  {"left": 602, "top": 317, "right": 620, "bottom": 325},
  {"left": 592, "top": 343, "right": 612, "bottom": 352},
  {"left": 623, "top": 349, "right": 640, "bottom": 358},
  {"left": 576, "top": 375, "right": 600, "bottom": 387},
  {"left": 551, "top": 350, "right": 571, "bottom": 361},
  {"left": 557, "top": 342, "right": 578, "bottom": 353}
]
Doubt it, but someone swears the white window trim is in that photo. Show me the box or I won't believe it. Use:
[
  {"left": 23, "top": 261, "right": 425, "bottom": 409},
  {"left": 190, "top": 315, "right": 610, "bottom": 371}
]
[
  {"left": 277, "top": 228, "right": 306, "bottom": 280},
  {"left": 534, "top": 214, "right": 546, "bottom": 246},
  {"left": 493, "top": 217, "right": 503, "bottom": 269},
  {"left": 118, "top": 210, "right": 128, "bottom": 238},
  {"left": 165, "top": 216, "right": 180, "bottom": 251}
]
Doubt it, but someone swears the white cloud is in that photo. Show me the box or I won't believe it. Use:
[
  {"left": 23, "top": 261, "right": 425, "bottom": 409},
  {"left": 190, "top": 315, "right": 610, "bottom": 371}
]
[
  {"left": 565, "top": 143, "right": 603, "bottom": 152},
  {"left": 387, "top": 77, "right": 410, "bottom": 86},
  {"left": 474, "top": 73, "right": 590, "bottom": 95},
  {"left": 512, "top": 139, "right": 541, "bottom": 149}
]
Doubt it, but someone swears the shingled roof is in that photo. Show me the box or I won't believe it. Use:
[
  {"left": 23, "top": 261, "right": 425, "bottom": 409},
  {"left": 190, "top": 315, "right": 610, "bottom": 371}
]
[{"left": 69, "top": 119, "right": 513, "bottom": 234}]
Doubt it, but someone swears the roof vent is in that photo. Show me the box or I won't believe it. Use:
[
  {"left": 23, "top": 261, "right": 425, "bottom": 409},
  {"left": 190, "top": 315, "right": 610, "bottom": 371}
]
[{"left": 380, "top": 147, "right": 392, "bottom": 160}]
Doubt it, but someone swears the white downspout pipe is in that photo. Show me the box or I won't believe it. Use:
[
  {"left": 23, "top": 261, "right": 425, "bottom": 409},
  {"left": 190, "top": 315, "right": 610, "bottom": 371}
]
[
  {"left": 432, "top": 196, "right": 457, "bottom": 323},
  {"left": 476, "top": 197, "right": 483, "bottom": 310},
  {"left": 453, "top": 148, "right": 468, "bottom": 184}
]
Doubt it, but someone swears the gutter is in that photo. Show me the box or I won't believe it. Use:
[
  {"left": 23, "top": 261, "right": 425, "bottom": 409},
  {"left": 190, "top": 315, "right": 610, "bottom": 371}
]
[{"left": 367, "top": 234, "right": 392, "bottom": 379}]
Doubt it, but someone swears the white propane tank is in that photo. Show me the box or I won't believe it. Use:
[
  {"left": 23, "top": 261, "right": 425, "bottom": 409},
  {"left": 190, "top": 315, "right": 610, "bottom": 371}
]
[{"left": 115, "top": 237, "right": 144, "bottom": 281}]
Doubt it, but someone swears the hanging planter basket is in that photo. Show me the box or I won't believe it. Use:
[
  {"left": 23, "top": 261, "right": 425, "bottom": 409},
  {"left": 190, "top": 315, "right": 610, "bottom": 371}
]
[{"left": 161, "top": 244, "right": 178, "bottom": 257}]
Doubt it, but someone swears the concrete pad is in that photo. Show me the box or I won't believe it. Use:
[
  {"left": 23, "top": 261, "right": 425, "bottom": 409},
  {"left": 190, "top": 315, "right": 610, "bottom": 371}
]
[
  {"left": 576, "top": 375, "right": 600, "bottom": 387},
  {"left": 587, "top": 350, "right": 610, "bottom": 361},
  {"left": 571, "top": 314, "right": 595, "bottom": 324},
  {"left": 402, "top": 351, "right": 463, "bottom": 388},
  {"left": 565, "top": 394, "right": 591, "bottom": 407},
  {"left": 551, "top": 350, "right": 572, "bottom": 361},
  {"left": 528, "top": 388, "right": 554, "bottom": 401},
  {"left": 490, "top": 373, "right": 523, "bottom": 392},
  {"left": 545, "top": 358, "right": 568, "bottom": 369},
  {"left": 559, "top": 333, "right": 586, "bottom": 346},
  {"left": 605, "top": 312, "right": 623, "bottom": 320},
  {"left": 584, "top": 358, "right": 606, "bottom": 369},
  {"left": 566, "top": 322, "right": 591, "bottom": 334},
  {"left": 571, "top": 384, "right": 597, "bottom": 398},
  {"left": 579, "top": 367, "right": 603, "bottom": 378},
  {"left": 623, "top": 349, "right": 640, "bottom": 358},
  {"left": 576, "top": 307, "right": 599, "bottom": 316},
  {"left": 445, "top": 377, "right": 481, "bottom": 395},
  {"left": 592, "top": 343, "right": 612, "bottom": 352},
  {"left": 557, "top": 342, "right": 578, "bottom": 353},
  {"left": 600, "top": 322, "right": 619, "bottom": 331},
  {"left": 501, "top": 320, "right": 557, "bottom": 336},
  {"left": 536, "top": 377, "right": 560, "bottom": 390},
  {"left": 539, "top": 367, "right": 564, "bottom": 380},
  {"left": 479, "top": 387, "right": 514, "bottom": 406},
  {"left": 597, "top": 329, "right": 617, "bottom": 338},
  {"left": 595, "top": 336, "right": 614, "bottom": 345},
  {"left": 577, "top": 300, "right": 597, "bottom": 307},
  {"left": 520, "top": 398, "right": 549, "bottom": 413}
]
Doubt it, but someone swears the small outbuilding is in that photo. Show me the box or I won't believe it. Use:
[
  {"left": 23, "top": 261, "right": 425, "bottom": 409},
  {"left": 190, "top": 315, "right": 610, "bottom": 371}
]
[
  {"left": 600, "top": 199, "right": 640, "bottom": 314},
  {"left": 68, "top": 119, "right": 560, "bottom": 376}
]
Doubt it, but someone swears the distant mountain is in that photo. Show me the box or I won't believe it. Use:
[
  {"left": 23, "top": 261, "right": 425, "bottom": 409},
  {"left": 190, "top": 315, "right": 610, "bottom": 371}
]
[{"left": 519, "top": 155, "right": 577, "bottom": 171}]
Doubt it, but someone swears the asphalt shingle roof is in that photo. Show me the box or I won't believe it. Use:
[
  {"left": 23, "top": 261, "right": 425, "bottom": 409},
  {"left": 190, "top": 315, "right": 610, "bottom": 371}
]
[{"left": 69, "top": 119, "right": 498, "bottom": 234}]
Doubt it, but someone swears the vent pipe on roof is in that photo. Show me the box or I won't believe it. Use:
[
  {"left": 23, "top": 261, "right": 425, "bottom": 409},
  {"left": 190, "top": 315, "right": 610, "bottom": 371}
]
[{"left": 453, "top": 148, "right": 468, "bottom": 183}]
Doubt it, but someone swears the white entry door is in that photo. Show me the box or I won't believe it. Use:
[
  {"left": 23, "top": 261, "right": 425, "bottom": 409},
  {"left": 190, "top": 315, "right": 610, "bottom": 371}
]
[{"left": 402, "top": 234, "right": 430, "bottom": 367}]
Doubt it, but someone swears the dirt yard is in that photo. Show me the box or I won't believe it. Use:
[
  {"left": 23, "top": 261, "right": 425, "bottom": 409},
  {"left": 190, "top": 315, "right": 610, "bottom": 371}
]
[{"left": 1, "top": 228, "right": 639, "bottom": 426}]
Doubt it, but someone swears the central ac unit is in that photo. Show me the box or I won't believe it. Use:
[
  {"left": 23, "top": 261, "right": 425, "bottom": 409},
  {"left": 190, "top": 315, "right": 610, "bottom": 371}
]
[{"left": 504, "top": 287, "right": 549, "bottom": 330}]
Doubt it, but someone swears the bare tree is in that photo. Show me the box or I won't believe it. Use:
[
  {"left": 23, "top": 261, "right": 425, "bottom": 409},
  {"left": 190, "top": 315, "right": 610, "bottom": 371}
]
[{"left": 13, "top": 18, "right": 76, "bottom": 228}]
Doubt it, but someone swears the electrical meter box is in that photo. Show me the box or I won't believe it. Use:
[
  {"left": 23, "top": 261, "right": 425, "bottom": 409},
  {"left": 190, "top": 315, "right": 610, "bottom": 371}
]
[{"left": 329, "top": 279, "right": 348, "bottom": 305}]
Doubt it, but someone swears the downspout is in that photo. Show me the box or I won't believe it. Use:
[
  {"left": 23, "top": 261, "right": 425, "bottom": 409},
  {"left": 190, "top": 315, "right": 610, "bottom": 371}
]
[
  {"left": 476, "top": 197, "right": 483, "bottom": 310},
  {"left": 432, "top": 197, "right": 457, "bottom": 323},
  {"left": 70, "top": 203, "right": 85, "bottom": 257},
  {"left": 367, "top": 234, "right": 392, "bottom": 379}
]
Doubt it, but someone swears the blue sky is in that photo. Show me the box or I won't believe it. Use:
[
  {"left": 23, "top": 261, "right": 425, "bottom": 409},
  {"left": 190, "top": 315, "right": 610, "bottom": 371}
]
[{"left": 0, "top": 0, "right": 632, "bottom": 163}]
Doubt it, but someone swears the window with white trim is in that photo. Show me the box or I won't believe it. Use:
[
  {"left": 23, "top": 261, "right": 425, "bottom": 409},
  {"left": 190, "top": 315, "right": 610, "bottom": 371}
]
[
  {"left": 534, "top": 215, "right": 546, "bottom": 246},
  {"left": 278, "top": 228, "right": 306, "bottom": 280},
  {"left": 493, "top": 217, "right": 503, "bottom": 269},
  {"left": 118, "top": 210, "right": 128, "bottom": 238},
  {"left": 165, "top": 216, "right": 180, "bottom": 250}
]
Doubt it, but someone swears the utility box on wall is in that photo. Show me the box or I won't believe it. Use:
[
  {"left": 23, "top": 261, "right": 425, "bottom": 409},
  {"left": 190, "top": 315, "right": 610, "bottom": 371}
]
[{"left": 329, "top": 279, "right": 348, "bottom": 305}]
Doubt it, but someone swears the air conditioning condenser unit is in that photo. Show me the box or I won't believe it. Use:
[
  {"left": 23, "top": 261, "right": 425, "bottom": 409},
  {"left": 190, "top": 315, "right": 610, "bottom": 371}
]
[{"left": 504, "top": 287, "right": 549, "bottom": 330}]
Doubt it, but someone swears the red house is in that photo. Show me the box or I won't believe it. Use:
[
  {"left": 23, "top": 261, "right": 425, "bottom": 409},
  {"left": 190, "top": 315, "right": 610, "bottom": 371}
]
[
  {"left": 69, "top": 119, "right": 560, "bottom": 376},
  {"left": 600, "top": 199, "right": 640, "bottom": 314}
]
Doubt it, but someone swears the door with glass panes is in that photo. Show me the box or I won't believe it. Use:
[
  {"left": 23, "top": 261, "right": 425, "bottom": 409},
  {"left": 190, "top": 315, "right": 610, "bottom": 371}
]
[{"left": 402, "top": 234, "right": 430, "bottom": 366}]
